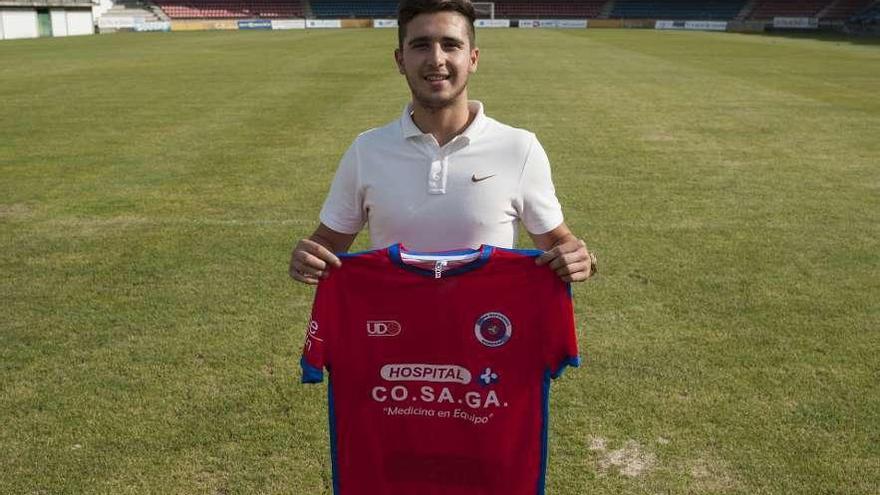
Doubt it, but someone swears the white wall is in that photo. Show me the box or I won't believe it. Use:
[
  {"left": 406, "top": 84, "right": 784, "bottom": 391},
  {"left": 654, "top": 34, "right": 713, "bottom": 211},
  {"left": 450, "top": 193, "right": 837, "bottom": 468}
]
[
  {"left": 67, "top": 10, "right": 93, "bottom": 35},
  {"left": 1, "top": 10, "right": 39, "bottom": 40},
  {"left": 1, "top": 8, "right": 92, "bottom": 40},
  {"left": 50, "top": 9, "right": 68, "bottom": 36},
  {"left": 93, "top": 0, "right": 113, "bottom": 20}
]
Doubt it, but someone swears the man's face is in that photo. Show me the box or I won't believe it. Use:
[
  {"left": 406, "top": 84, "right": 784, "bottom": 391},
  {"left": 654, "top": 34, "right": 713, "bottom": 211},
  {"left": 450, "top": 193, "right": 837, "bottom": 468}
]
[{"left": 395, "top": 12, "right": 479, "bottom": 110}]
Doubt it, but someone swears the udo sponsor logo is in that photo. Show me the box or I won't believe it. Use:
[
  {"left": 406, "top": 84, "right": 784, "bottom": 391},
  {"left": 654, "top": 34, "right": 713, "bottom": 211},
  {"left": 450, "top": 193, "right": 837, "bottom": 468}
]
[{"left": 367, "top": 320, "right": 401, "bottom": 337}]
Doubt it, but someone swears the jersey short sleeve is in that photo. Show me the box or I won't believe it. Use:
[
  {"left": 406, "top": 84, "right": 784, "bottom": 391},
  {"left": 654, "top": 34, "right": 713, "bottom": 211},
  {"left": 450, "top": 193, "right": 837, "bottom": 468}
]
[
  {"left": 518, "top": 135, "right": 565, "bottom": 236},
  {"left": 541, "top": 281, "right": 580, "bottom": 379},
  {"left": 300, "top": 276, "right": 336, "bottom": 383},
  {"left": 319, "top": 140, "right": 365, "bottom": 235}
]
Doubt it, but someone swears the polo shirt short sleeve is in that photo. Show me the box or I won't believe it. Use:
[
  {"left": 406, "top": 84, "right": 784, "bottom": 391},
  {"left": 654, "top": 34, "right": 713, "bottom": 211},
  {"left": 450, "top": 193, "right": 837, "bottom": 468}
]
[
  {"left": 517, "top": 135, "right": 565, "bottom": 237},
  {"left": 320, "top": 142, "right": 366, "bottom": 235},
  {"left": 319, "top": 101, "right": 564, "bottom": 250}
]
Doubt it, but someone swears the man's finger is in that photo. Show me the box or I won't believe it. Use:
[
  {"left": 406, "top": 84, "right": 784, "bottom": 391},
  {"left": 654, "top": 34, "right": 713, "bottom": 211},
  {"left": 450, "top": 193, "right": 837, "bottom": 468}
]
[
  {"left": 296, "top": 250, "right": 329, "bottom": 272},
  {"left": 535, "top": 248, "right": 559, "bottom": 266},
  {"left": 548, "top": 251, "right": 588, "bottom": 271},
  {"left": 289, "top": 266, "right": 321, "bottom": 285},
  {"left": 553, "top": 260, "right": 589, "bottom": 278},
  {"left": 300, "top": 239, "right": 342, "bottom": 268}
]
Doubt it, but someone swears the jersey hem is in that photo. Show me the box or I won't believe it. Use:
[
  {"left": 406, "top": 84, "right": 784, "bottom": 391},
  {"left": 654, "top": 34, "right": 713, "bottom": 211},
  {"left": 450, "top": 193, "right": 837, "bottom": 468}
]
[
  {"left": 301, "top": 356, "right": 324, "bottom": 384},
  {"left": 550, "top": 356, "right": 580, "bottom": 380}
]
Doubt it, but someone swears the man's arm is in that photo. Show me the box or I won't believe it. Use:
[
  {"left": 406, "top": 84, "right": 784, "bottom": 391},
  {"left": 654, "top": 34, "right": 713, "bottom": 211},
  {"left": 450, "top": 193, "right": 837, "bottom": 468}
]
[
  {"left": 289, "top": 223, "right": 358, "bottom": 285},
  {"left": 530, "top": 223, "right": 597, "bottom": 283}
]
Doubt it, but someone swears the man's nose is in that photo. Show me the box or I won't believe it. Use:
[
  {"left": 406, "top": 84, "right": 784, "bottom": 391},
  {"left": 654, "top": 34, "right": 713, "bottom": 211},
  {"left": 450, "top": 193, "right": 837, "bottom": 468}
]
[{"left": 428, "top": 44, "right": 445, "bottom": 66}]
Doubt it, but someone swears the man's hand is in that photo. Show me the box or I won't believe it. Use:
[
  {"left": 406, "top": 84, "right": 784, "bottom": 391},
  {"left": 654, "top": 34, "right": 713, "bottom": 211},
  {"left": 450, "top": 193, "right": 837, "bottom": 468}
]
[
  {"left": 535, "top": 238, "right": 596, "bottom": 283},
  {"left": 289, "top": 224, "right": 357, "bottom": 285},
  {"left": 530, "top": 223, "right": 597, "bottom": 283},
  {"left": 289, "top": 239, "right": 341, "bottom": 285}
]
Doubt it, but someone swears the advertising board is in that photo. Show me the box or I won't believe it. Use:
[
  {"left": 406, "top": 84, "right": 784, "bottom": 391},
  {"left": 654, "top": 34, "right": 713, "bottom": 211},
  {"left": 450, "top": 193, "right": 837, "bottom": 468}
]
[
  {"left": 773, "top": 17, "right": 818, "bottom": 29},
  {"left": 307, "top": 19, "right": 341, "bottom": 29},
  {"left": 272, "top": 19, "right": 305, "bottom": 30},
  {"left": 373, "top": 19, "right": 398, "bottom": 28},
  {"left": 519, "top": 19, "right": 586, "bottom": 28},
  {"left": 171, "top": 20, "right": 238, "bottom": 31},
  {"left": 238, "top": 19, "right": 272, "bottom": 30},
  {"left": 134, "top": 21, "right": 171, "bottom": 32},
  {"left": 475, "top": 19, "right": 510, "bottom": 28},
  {"left": 656, "top": 20, "right": 727, "bottom": 31},
  {"left": 685, "top": 20, "right": 727, "bottom": 31}
]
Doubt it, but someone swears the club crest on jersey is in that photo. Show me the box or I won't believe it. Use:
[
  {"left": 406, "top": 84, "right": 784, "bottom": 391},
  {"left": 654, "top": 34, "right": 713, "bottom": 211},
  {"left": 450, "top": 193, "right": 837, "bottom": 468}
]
[{"left": 474, "top": 312, "right": 512, "bottom": 348}]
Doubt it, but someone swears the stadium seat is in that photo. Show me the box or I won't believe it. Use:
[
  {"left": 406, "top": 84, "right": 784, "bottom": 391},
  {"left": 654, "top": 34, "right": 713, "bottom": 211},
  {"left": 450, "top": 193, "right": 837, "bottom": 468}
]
[
  {"left": 492, "top": 0, "right": 608, "bottom": 19},
  {"left": 310, "top": 0, "right": 398, "bottom": 18},
  {"left": 154, "top": 0, "right": 304, "bottom": 19},
  {"left": 821, "top": 0, "right": 873, "bottom": 20},
  {"left": 748, "top": 0, "right": 832, "bottom": 19},
  {"left": 610, "top": 0, "right": 747, "bottom": 20}
]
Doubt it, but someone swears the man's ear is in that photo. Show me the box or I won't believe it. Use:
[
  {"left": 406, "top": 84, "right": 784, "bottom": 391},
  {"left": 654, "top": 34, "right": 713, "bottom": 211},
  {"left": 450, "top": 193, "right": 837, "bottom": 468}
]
[
  {"left": 469, "top": 47, "right": 480, "bottom": 74},
  {"left": 394, "top": 48, "right": 405, "bottom": 74}
]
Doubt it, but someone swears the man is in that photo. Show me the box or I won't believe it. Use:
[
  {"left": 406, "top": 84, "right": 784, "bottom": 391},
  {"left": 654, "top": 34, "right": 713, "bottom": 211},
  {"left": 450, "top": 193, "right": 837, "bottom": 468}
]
[{"left": 289, "top": 0, "right": 596, "bottom": 284}]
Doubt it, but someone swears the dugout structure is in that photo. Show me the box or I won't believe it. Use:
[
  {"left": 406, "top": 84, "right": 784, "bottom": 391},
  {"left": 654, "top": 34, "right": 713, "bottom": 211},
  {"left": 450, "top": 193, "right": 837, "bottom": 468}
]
[{"left": 0, "top": 0, "right": 94, "bottom": 39}]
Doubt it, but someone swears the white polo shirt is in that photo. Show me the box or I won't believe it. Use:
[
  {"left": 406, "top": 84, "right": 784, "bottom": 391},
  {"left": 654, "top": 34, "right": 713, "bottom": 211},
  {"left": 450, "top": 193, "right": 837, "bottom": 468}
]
[{"left": 319, "top": 101, "right": 564, "bottom": 251}]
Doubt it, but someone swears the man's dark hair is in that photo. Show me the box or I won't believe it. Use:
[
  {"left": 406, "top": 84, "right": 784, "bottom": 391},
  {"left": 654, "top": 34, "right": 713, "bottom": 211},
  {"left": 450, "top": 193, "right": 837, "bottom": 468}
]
[{"left": 397, "top": 0, "right": 477, "bottom": 48}]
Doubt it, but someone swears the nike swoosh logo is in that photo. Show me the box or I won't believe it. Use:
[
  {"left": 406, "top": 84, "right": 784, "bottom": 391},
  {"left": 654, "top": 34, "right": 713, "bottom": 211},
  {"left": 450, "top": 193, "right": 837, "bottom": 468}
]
[{"left": 471, "top": 174, "right": 496, "bottom": 183}]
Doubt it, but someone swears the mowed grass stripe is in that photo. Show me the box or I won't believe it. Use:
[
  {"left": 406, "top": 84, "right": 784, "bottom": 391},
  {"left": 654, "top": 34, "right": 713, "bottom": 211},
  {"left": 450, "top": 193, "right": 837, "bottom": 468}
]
[{"left": 1, "top": 29, "right": 878, "bottom": 494}]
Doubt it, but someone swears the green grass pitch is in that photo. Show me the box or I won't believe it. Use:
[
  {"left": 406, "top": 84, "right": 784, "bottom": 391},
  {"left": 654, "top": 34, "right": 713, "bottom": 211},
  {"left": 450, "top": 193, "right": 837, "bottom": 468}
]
[{"left": 1, "top": 28, "right": 878, "bottom": 494}]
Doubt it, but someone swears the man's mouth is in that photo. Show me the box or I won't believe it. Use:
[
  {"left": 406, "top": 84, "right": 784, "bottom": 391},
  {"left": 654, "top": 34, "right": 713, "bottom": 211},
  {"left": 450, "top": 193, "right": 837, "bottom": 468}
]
[{"left": 425, "top": 74, "right": 451, "bottom": 82}]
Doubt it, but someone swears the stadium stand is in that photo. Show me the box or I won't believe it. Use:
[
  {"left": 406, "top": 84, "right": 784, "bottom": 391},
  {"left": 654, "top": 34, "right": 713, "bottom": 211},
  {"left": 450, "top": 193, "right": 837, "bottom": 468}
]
[
  {"left": 492, "top": 0, "right": 608, "bottom": 19},
  {"left": 849, "top": 1, "right": 880, "bottom": 23},
  {"left": 820, "top": 0, "right": 874, "bottom": 20},
  {"left": 154, "top": 0, "right": 303, "bottom": 18},
  {"left": 310, "top": 0, "right": 397, "bottom": 18},
  {"left": 610, "top": 0, "right": 748, "bottom": 20},
  {"left": 747, "top": 0, "right": 832, "bottom": 19},
  {"left": 144, "top": 0, "right": 880, "bottom": 24},
  {"left": 101, "top": 0, "right": 167, "bottom": 23}
]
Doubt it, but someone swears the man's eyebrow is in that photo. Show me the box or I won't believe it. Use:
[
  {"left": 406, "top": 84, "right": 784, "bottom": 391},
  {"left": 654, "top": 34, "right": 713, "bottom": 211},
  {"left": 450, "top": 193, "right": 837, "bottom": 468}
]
[
  {"left": 407, "top": 36, "right": 465, "bottom": 47},
  {"left": 442, "top": 37, "right": 465, "bottom": 46},
  {"left": 407, "top": 36, "right": 431, "bottom": 46}
]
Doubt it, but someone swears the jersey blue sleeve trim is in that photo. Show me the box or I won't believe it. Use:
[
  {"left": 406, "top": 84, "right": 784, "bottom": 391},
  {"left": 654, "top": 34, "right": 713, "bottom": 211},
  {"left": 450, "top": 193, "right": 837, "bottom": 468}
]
[
  {"left": 328, "top": 380, "right": 341, "bottom": 495},
  {"left": 537, "top": 370, "right": 552, "bottom": 495},
  {"left": 537, "top": 358, "right": 579, "bottom": 493},
  {"left": 300, "top": 356, "right": 324, "bottom": 384},
  {"left": 495, "top": 246, "right": 544, "bottom": 258},
  {"left": 338, "top": 248, "right": 378, "bottom": 259},
  {"left": 550, "top": 356, "right": 580, "bottom": 380}
]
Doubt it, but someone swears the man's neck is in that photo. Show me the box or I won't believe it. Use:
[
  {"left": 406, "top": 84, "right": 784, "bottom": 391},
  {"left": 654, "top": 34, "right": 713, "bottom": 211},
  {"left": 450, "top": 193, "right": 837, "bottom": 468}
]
[{"left": 411, "top": 98, "right": 475, "bottom": 147}]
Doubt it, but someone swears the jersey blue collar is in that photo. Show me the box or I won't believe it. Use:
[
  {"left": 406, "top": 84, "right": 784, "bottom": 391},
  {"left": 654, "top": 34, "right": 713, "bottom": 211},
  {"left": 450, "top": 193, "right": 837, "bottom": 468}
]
[{"left": 388, "top": 244, "right": 494, "bottom": 278}]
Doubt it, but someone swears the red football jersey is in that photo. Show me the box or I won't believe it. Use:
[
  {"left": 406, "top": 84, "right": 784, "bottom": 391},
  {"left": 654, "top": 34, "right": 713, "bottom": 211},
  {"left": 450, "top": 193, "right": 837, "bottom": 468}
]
[{"left": 301, "top": 244, "right": 579, "bottom": 495}]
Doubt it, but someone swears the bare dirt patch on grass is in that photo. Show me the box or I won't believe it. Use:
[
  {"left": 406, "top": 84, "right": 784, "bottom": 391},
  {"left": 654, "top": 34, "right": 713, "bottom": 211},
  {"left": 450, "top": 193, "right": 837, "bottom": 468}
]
[
  {"left": 589, "top": 436, "right": 656, "bottom": 478},
  {"left": 0, "top": 203, "right": 34, "bottom": 221},
  {"left": 690, "top": 456, "right": 738, "bottom": 492}
]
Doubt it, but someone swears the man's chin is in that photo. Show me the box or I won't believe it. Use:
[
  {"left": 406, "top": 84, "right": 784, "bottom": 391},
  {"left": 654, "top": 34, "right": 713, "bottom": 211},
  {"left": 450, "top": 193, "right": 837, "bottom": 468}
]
[{"left": 413, "top": 91, "right": 466, "bottom": 111}]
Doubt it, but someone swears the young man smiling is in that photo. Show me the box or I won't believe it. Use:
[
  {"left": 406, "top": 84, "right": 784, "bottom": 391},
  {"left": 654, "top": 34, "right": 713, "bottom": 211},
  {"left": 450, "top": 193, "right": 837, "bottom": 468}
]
[{"left": 289, "top": 0, "right": 596, "bottom": 283}]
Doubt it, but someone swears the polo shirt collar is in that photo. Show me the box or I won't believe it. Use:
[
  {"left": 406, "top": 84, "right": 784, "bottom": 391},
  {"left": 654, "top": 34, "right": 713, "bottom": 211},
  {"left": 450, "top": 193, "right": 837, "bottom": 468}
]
[{"left": 400, "top": 100, "right": 487, "bottom": 143}]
